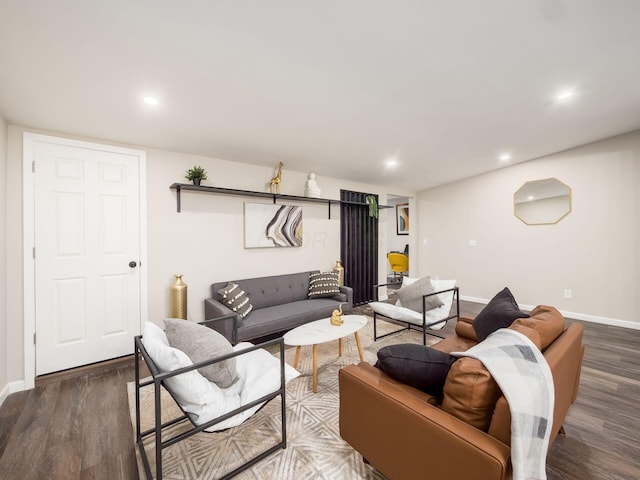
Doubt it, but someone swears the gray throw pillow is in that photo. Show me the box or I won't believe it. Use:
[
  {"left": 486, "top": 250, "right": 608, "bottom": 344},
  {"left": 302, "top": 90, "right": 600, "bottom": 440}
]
[
  {"left": 396, "top": 276, "right": 444, "bottom": 313},
  {"left": 216, "top": 282, "right": 253, "bottom": 318},
  {"left": 164, "top": 318, "right": 238, "bottom": 388},
  {"left": 308, "top": 271, "right": 341, "bottom": 298}
]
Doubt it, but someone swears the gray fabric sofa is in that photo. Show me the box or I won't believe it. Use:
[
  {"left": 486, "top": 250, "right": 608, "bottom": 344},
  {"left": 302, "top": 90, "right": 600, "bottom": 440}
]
[{"left": 204, "top": 271, "right": 353, "bottom": 343}]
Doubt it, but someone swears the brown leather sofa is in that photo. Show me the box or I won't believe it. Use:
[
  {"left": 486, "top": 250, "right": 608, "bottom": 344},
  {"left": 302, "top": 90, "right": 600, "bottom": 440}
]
[{"left": 339, "top": 306, "right": 584, "bottom": 480}]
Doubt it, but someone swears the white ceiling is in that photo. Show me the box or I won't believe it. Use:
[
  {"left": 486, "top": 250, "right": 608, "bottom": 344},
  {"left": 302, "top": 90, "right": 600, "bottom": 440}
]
[{"left": 1, "top": 1, "right": 639, "bottom": 192}]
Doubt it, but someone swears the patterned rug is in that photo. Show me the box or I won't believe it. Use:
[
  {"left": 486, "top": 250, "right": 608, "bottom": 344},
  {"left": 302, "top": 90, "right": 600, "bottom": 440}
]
[{"left": 128, "top": 316, "right": 439, "bottom": 479}]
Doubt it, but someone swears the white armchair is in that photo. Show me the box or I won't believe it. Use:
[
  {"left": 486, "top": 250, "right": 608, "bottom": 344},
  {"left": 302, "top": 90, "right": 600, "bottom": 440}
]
[
  {"left": 369, "top": 277, "right": 459, "bottom": 344},
  {"left": 134, "top": 317, "right": 299, "bottom": 480}
]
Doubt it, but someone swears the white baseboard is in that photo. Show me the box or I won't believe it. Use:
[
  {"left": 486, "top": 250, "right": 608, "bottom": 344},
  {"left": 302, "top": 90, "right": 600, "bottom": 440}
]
[
  {"left": 0, "top": 383, "right": 8, "bottom": 407},
  {"left": 0, "top": 380, "right": 26, "bottom": 408},
  {"left": 460, "top": 295, "right": 640, "bottom": 331},
  {"left": 460, "top": 295, "right": 490, "bottom": 305}
]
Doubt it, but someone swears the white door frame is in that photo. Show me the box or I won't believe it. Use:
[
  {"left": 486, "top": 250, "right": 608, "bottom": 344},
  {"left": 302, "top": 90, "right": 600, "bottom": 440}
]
[{"left": 22, "top": 133, "right": 148, "bottom": 389}]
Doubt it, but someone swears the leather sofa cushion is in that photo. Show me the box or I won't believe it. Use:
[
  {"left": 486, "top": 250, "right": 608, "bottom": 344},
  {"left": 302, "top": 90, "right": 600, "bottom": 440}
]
[
  {"left": 512, "top": 305, "right": 565, "bottom": 350},
  {"left": 442, "top": 356, "right": 501, "bottom": 431},
  {"left": 441, "top": 324, "right": 542, "bottom": 431}
]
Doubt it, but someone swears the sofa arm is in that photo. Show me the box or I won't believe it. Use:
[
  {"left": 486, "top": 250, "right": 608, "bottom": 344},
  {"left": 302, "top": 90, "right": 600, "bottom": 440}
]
[
  {"left": 339, "top": 285, "right": 353, "bottom": 311},
  {"left": 455, "top": 316, "right": 479, "bottom": 341},
  {"left": 204, "top": 298, "right": 240, "bottom": 344},
  {"left": 339, "top": 363, "right": 511, "bottom": 480}
]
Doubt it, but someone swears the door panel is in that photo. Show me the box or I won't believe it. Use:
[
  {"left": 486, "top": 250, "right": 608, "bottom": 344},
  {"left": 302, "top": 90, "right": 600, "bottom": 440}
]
[{"left": 34, "top": 141, "right": 142, "bottom": 375}]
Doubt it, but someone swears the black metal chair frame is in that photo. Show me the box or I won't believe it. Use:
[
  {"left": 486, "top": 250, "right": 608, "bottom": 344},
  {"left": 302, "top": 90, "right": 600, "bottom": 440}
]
[
  {"left": 134, "top": 315, "right": 287, "bottom": 480},
  {"left": 372, "top": 283, "right": 460, "bottom": 345}
]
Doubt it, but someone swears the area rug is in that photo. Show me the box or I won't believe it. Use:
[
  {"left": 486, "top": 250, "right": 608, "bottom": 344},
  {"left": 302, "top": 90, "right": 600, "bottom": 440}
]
[{"left": 128, "top": 316, "right": 439, "bottom": 479}]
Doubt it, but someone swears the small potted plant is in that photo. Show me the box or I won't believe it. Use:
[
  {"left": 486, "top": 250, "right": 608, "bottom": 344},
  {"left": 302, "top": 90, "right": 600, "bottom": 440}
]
[{"left": 185, "top": 165, "right": 207, "bottom": 186}]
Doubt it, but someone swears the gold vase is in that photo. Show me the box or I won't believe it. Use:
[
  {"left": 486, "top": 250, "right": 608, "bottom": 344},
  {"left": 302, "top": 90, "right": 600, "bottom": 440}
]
[
  {"left": 332, "top": 260, "right": 345, "bottom": 286},
  {"left": 169, "top": 274, "right": 187, "bottom": 319}
]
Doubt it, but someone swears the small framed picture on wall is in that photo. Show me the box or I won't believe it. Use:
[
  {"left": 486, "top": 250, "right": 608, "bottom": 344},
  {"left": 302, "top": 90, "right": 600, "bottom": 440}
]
[{"left": 396, "top": 203, "right": 409, "bottom": 235}]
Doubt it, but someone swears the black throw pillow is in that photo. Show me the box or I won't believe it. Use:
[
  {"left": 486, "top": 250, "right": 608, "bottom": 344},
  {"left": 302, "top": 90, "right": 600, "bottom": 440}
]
[
  {"left": 472, "top": 287, "right": 530, "bottom": 342},
  {"left": 375, "top": 344, "right": 457, "bottom": 395}
]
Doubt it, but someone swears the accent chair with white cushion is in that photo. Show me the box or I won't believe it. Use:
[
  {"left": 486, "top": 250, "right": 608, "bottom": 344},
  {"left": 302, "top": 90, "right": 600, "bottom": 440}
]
[
  {"left": 369, "top": 276, "right": 459, "bottom": 345},
  {"left": 134, "top": 316, "right": 299, "bottom": 480}
]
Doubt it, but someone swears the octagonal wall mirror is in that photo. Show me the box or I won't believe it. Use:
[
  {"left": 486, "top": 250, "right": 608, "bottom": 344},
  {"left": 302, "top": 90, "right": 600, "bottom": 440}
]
[{"left": 514, "top": 178, "right": 571, "bottom": 225}]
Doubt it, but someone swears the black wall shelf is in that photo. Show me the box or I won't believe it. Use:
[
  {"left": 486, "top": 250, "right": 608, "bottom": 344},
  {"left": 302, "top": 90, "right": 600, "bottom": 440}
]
[{"left": 169, "top": 183, "right": 391, "bottom": 219}]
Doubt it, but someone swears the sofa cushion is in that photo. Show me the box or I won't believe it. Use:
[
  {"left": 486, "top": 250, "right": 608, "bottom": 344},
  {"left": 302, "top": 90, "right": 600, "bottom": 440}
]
[
  {"left": 395, "top": 276, "right": 444, "bottom": 312},
  {"left": 217, "top": 283, "right": 254, "bottom": 318},
  {"left": 512, "top": 305, "right": 565, "bottom": 350},
  {"left": 441, "top": 323, "right": 542, "bottom": 431},
  {"left": 472, "top": 287, "right": 529, "bottom": 342},
  {"left": 375, "top": 343, "right": 457, "bottom": 395},
  {"left": 236, "top": 298, "right": 347, "bottom": 341},
  {"left": 308, "top": 271, "right": 341, "bottom": 298},
  {"left": 509, "top": 323, "right": 542, "bottom": 350},
  {"left": 442, "top": 356, "right": 501, "bottom": 431},
  {"left": 164, "top": 318, "right": 238, "bottom": 388}
]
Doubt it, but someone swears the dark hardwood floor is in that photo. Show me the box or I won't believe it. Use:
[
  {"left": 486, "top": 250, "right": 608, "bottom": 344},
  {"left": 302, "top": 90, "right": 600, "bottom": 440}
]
[{"left": 1, "top": 301, "right": 639, "bottom": 479}]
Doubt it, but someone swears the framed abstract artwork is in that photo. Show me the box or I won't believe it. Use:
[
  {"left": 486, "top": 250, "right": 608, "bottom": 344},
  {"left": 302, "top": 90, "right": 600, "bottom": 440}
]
[
  {"left": 396, "top": 203, "right": 409, "bottom": 235},
  {"left": 244, "top": 203, "right": 303, "bottom": 248}
]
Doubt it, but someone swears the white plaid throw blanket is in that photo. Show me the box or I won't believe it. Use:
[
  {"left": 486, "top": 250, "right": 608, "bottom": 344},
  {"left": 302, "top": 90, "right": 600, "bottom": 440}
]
[{"left": 452, "top": 328, "right": 555, "bottom": 480}]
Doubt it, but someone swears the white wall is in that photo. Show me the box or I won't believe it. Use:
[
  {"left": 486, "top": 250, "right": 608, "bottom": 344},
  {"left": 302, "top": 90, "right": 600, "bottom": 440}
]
[
  {"left": 5, "top": 125, "right": 414, "bottom": 384},
  {"left": 417, "top": 130, "right": 640, "bottom": 327},
  {"left": 144, "top": 147, "right": 405, "bottom": 326},
  {"left": 0, "top": 113, "right": 7, "bottom": 401}
]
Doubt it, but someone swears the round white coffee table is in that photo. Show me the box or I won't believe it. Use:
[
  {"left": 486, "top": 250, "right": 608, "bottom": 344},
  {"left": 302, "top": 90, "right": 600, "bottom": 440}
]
[{"left": 283, "top": 314, "right": 367, "bottom": 393}]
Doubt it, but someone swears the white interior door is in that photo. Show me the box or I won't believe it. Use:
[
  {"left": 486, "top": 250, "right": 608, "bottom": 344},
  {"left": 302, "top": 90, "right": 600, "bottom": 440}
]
[{"left": 33, "top": 139, "right": 144, "bottom": 375}]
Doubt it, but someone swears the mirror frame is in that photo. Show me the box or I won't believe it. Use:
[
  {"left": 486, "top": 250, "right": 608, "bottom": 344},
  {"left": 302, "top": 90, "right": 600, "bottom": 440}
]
[{"left": 514, "top": 178, "right": 572, "bottom": 225}]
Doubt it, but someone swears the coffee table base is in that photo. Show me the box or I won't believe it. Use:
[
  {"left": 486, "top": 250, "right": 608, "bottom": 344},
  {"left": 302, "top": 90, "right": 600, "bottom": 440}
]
[{"left": 292, "top": 332, "right": 365, "bottom": 393}]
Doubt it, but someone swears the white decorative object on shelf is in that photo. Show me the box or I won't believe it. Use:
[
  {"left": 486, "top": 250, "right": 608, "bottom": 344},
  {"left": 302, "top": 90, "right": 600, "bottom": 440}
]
[{"left": 305, "top": 172, "right": 322, "bottom": 197}]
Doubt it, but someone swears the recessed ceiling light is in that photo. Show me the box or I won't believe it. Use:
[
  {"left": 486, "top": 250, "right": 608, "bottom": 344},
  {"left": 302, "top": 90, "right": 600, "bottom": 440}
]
[
  {"left": 144, "top": 96, "right": 159, "bottom": 106},
  {"left": 499, "top": 153, "right": 511, "bottom": 162},
  {"left": 384, "top": 158, "right": 399, "bottom": 168},
  {"left": 528, "top": 195, "right": 535, "bottom": 201},
  {"left": 556, "top": 90, "right": 574, "bottom": 100}
]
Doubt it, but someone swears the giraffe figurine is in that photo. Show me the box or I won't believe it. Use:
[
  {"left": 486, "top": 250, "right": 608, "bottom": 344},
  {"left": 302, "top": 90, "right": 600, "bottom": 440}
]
[{"left": 269, "top": 162, "right": 284, "bottom": 193}]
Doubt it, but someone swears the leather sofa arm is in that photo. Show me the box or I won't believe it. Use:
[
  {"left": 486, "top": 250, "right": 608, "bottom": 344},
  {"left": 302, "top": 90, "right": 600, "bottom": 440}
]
[
  {"left": 455, "top": 316, "right": 479, "bottom": 341},
  {"left": 339, "top": 363, "right": 512, "bottom": 480}
]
